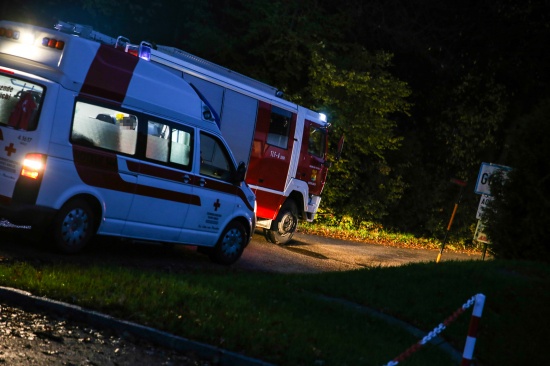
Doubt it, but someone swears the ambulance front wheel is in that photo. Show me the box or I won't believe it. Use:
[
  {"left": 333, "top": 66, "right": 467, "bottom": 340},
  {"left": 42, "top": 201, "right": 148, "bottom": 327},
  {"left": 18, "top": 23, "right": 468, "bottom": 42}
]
[
  {"left": 52, "top": 198, "right": 97, "bottom": 254},
  {"left": 209, "top": 221, "right": 247, "bottom": 265},
  {"left": 265, "top": 200, "right": 298, "bottom": 245}
]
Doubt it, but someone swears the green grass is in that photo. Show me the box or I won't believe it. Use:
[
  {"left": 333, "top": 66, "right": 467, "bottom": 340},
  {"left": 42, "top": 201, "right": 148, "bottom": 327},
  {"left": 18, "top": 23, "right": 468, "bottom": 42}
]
[
  {"left": 0, "top": 258, "right": 548, "bottom": 365},
  {"left": 299, "top": 221, "right": 477, "bottom": 253}
]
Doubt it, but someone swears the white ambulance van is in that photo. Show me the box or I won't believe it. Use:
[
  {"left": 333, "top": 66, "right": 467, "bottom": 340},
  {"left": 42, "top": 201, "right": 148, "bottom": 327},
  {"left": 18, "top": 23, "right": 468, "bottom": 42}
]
[{"left": 0, "top": 20, "right": 256, "bottom": 265}]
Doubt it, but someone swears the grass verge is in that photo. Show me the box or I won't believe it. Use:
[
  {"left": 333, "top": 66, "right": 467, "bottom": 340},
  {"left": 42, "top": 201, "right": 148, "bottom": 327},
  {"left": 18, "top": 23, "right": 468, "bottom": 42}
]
[
  {"left": 299, "top": 221, "right": 481, "bottom": 253},
  {"left": 0, "top": 258, "right": 548, "bottom": 365}
]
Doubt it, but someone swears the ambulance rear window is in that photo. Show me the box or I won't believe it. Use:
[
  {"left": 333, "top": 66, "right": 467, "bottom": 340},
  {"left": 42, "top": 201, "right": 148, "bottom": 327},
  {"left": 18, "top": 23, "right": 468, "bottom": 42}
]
[
  {"left": 71, "top": 101, "right": 137, "bottom": 155},
  {"left": 0, "top": 74, "right": 44, "bottom": 131}
]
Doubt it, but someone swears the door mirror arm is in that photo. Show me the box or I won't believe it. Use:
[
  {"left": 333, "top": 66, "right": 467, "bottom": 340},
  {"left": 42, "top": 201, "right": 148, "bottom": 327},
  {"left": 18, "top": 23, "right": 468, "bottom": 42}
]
[{"left": 233, "top": 161, "right": 247, "bottom": 184}]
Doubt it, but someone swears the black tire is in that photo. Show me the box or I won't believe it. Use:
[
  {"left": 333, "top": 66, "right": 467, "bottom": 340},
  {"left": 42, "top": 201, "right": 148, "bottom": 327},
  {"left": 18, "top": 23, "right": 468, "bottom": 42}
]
[
  {"left": 209, "top": 221, "right": 247, "bottom": 265},
  {"left": 265, "top": 200, "right": 298, "bottom": 245},
  {"left": 52, "top": 198, "right": 97, "bottom": 254}
]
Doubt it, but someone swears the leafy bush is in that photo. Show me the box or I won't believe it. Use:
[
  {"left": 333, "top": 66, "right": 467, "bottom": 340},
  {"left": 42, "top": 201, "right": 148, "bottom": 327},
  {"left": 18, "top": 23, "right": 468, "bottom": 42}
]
[{"left": 483, "top": 98, "right": 550, "bottom": 262}]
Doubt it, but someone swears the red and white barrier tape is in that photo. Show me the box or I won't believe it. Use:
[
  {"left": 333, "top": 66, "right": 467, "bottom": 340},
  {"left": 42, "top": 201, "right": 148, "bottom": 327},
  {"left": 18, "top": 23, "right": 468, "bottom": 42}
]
[
  {"left": 461, "top": 293, "right": 486, "bottom": 365},
  {"left": 383, "top": 293, "right": 485, "bottom": 366}
]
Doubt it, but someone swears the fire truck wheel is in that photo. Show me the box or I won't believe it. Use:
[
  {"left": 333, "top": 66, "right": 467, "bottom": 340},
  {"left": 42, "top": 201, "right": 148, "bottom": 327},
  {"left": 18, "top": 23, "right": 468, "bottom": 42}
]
[
  {"left": 52, "top": 198, "right": 97, "bottom": 254},
  {"left": 265, "top": 200, "right": 298, "bottom": 245},
  {"left": 209, "top": 221, "right": 246, "bottom": 265}
]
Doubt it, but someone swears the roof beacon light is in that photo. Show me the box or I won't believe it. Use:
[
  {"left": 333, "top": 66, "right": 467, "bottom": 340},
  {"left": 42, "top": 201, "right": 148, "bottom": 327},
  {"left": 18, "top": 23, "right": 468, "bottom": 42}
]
[
  {"left": 0, "top": 27, "right": 20, "bottom": 40},
  {"left": 139, "top": 42, "right": 152, "bottom": 61}
]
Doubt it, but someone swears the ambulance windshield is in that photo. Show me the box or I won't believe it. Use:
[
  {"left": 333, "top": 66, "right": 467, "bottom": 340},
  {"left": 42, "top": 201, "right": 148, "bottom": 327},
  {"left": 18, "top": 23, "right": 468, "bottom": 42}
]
[{"left": 0, "top": 73, "right": 44, "bottom": 131}]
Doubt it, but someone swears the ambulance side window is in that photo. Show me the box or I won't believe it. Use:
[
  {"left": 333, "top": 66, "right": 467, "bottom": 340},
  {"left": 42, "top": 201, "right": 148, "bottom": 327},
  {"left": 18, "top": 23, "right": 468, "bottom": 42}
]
[
  {"left": 146, "top": 120, "right": 193, "bottom": 170},
  {"left": 267, "top": 106, "right": 292, "bottom": 149},
  {"left": 200, "top": 132, "right": 233, "bottom": 182},
  {"left": 0, "top": 74, "right": 44, "bottom": 131},
  {"left": 71, "top": 101, "right": 137, "bottom": 155}
]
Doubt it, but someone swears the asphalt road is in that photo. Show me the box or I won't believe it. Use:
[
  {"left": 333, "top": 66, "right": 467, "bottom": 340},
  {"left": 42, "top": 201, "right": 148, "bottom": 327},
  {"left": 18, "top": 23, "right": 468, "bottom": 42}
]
[
  {"left": 237, "top": 231, "right": 483, "bottom": 273},
  {"left": 0, "top": 223, "right": 483, "bottom": 274}
]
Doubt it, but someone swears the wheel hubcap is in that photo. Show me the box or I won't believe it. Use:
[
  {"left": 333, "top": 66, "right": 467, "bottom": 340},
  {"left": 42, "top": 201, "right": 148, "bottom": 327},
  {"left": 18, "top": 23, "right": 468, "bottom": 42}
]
[
  {"left": 277, "top": 212, "right": 296, "bottom": 236},
  {"left": 61, "top": 208, "right": 89, "bottom": 246},
  {"left": 221, "top": 228, "right": 243, "bottom": 256}
]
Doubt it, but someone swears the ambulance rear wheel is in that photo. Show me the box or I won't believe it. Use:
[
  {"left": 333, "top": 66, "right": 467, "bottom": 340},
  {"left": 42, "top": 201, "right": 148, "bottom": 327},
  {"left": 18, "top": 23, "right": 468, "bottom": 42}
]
[
  {"left": 265, "top": 200, "right": 298, "bottom": 245},
  {"left": 52, "top": 198, "right": 97, "bottom": 254},
  {"left": 209, "top": 221, "right": 247, "bottom": 265}
]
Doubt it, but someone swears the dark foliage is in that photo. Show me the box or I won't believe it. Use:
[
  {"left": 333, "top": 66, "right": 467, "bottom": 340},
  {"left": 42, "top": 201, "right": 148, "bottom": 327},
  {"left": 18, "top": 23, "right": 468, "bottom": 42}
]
[
  {"left": 4, "top": 0, "right": 550, "bottom": 247},
  {"left": 483, "top": 99, "right": 550, "bottom": 261}
]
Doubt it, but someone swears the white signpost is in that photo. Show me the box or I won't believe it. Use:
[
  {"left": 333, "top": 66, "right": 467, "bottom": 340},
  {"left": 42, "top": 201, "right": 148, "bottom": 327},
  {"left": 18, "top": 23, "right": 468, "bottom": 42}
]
[
  {"left": 473, "top": 163, "right": 512, "bottom": 255},
  {"left": 474, "top": 162, "right": 512, "bottom": 196},
  {"left": 474, "top": 220, "right": 490, "bottom": 244},
  {"left": 476, "top": 194, "right": 493, "bottom": 220}
]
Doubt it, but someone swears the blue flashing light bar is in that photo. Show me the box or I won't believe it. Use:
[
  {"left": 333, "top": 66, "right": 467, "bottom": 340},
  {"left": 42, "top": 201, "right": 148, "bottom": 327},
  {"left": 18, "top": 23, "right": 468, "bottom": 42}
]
[{"left": 139, "top": 42, "right": 152, "bottom": 61}]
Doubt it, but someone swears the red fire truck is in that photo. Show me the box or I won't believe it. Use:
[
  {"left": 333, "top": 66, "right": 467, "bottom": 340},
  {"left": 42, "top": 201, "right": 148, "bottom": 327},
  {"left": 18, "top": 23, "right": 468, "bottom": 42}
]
[{"left": 58, "top": 21, "right": 336, "bottom": 244}]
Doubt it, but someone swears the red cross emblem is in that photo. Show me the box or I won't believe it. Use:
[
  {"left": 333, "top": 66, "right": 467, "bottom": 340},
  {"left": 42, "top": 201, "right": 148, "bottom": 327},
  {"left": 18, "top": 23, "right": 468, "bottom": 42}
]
[
  {"left": 4, "top": 143, "right": 16, "bottom": 157},
  {"left": 213, "top": 199, "right": 221, "bottom": 211}
]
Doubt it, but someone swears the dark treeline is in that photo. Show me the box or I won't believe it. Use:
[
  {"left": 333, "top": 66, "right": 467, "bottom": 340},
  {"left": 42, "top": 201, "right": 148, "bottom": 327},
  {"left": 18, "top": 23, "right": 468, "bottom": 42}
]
[{"left": 4, "top": 0, "right": 550, "bottom": 258}]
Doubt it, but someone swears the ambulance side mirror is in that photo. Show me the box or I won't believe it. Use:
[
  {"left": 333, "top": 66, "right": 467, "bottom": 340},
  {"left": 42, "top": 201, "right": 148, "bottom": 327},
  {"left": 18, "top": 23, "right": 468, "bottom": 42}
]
[{"left": 233, "top": 161, "right": 247, "bottom": 184}]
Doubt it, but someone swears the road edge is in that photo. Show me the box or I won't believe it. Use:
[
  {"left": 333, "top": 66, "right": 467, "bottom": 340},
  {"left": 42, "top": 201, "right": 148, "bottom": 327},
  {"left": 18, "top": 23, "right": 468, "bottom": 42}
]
[{"left": 0, "top": 286, "right": 274, "bottom": 366}]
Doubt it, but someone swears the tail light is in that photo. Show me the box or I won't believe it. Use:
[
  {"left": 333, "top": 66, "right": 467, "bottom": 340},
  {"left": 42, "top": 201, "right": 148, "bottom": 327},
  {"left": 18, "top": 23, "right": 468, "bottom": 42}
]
[{"left": 21, "top": 153, "right": 47, "bottom": 179}]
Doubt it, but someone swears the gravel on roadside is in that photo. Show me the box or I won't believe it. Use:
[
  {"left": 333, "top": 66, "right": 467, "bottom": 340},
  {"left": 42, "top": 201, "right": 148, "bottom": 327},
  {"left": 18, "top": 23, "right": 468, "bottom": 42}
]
[{"left": 0, "top": 302, "right": 212, "bottom": 365}]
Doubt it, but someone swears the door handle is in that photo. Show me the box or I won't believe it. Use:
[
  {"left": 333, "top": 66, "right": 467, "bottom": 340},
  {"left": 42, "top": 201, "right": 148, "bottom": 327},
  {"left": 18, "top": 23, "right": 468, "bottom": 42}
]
[
  {"left": 183, "top": 174, "right": 190, "bottom": 184},
  {"left": 199, "top": 178, "right": 206, "bottom": 187}
]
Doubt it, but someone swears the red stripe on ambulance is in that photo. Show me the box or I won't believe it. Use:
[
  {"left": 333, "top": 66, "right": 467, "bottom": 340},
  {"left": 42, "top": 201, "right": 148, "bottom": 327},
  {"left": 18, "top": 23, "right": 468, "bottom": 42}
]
[
  {"left": 73, "top": 146, "right": 202, "bottom": 206},
  {"left": 80, "top": 45, "right": 139, "bottom": 102}
]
